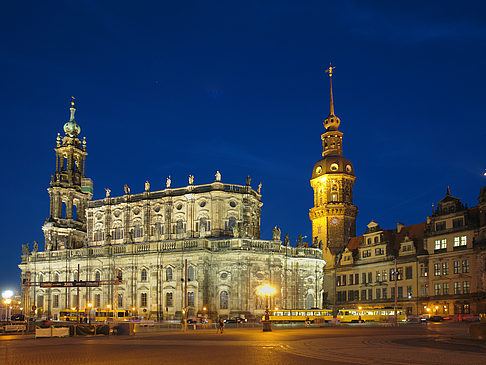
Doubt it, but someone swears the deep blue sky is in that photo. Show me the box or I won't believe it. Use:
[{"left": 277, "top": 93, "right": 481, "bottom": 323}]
[{"left": 1, "top": 1, "right": 485, "bottom": 291}]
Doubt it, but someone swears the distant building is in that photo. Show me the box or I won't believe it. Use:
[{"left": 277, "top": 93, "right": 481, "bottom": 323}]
[{"left": 19, "top": 100, "right": 324, "bottom": 320}]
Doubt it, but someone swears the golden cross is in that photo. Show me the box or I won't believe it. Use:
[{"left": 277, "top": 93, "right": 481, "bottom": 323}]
[{"left": 325, "top": 64, "right": 335, "bottom": 77}]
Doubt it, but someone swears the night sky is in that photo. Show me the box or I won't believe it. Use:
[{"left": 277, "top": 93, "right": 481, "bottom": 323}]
[{"left": 1, "top": 1, "right": 485, "bottom": 292}]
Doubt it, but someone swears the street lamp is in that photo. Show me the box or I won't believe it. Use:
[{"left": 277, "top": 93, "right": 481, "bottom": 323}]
[
  {"left": 258, "top": 284, "right": 276, "bottom": 332},
  {"left": 2, "top": 290, "right": 14, "bottom": 322}
]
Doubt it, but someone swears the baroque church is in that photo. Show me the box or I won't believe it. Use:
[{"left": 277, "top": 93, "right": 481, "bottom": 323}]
[{"left": 19, "top": 99, "right": 325, "bottom": 320}]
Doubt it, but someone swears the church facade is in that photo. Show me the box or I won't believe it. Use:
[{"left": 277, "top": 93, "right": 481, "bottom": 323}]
[{"left": 19, "top": 100, "right": 325, "bottom": 320}]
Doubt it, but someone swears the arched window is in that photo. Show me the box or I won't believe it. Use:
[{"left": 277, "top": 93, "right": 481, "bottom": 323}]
[
  {"left": 114, "top": 227, "right": 123, "bottom": 240},
  {"left": 166, "top": 267, "right": 173, "bottom": 281},
  {"left": 95, "top": 271, "right": 101, "bottom": 282},
  {"left": 39, "top": 274, "right": 43, "bottom": 283},
  {"left": 306, "top": 293, "right": 314, "bottom": 309},
  {"left": 54, "top": 273, "right": 60, "bottom": 282},
  {"left": 134, "top": 223, "right": 143, "bottom": 238},
  {"left": 188, "top": 292, "right": 195, "bottom": 307},
  {"left": 220, "top": 291, "right": 228, "bottom": 309},
  {"left": 374, "top": 236, "right": 379, "bottom": 243},
  {"left": 154, "top": 222, "right": 163, "bottom": 236},
  {"left": 141, "top": 269, "right": 148, "bottom": 281},
  {"left": 199, "top": 217, "right": 207, "bottom": 231},
  {"left": 188, "top": 266, "right": 195, "bottom": 281},
  {"left": 367, "top": 238, "right": 372, "bottom": 245}
]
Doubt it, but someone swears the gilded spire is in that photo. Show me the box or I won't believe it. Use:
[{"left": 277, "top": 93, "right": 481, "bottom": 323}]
[
  {"left": 326, "top": 65, "right": 335, "bottom": 116},
  {"left": 323, "top": 64, "right": 340, "bottom": 131}
]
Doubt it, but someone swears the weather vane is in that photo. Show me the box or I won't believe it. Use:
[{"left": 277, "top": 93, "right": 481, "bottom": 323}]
[{"left": 325, "top": 63, "right": 335, "bottom": 77}]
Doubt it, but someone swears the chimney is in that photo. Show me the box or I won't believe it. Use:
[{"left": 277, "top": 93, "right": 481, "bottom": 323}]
[{"left": 397, "top": 222, "right": 404, "bottom": 233}]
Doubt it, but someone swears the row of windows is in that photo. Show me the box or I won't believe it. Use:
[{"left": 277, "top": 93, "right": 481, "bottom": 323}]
[
  {"left": 93, "top": 218, "right": 220, "bottom": 241},
  {"left": 434, "top": 236, "right": 467, "bottom": 250},
  {"left": 435, "top": 218, "right": 464, "bottom": 232},
  {"left": 434, "top": 281, "right": 470, "bottom": 295},
  {"left": 337, "top": 286, "right": 413, "bottom": 302},
  {"left": 433, "top": 260, "right": 469, "bottom": 276},
  {"left": 336, "top": 267, "right": 413, "bottom": 287}
]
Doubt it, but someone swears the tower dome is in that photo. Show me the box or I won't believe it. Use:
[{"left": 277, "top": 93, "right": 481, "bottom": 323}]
[{"left": 63, "top": 99, "right": 81, "bottom": 137}]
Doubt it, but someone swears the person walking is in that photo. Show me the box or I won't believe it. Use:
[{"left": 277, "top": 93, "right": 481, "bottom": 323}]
[{"left": 217, "top": 318, "right": 224, "bottom": 334}]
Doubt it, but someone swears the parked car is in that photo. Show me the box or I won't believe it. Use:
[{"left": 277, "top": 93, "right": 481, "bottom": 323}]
[
  {"left": 224, "top": 317, "right": 247, "bottom": 324},
  {"left": 428, "top": 316, "right": 443, "bottom": 322}
]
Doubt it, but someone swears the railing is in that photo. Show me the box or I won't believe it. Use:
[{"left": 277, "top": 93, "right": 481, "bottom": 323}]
[{"left": 22, "top": 237, "right": 322, "bottom": 262}]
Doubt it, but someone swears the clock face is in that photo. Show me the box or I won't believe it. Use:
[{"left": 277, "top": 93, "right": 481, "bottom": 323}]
[{"left": 330, "top": 217, "right": 340, "bottom": 226}]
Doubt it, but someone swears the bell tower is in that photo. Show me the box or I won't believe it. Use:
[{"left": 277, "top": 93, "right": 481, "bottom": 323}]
[
  {"left": 309, "top": 66, "right": 358, "bottom": 269},
  {"left": 42, "top": 98, "right": 93, "bottom": 250}
]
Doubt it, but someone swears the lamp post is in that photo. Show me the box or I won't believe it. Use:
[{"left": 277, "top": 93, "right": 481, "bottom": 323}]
[
  {"left": 2, "top": 290, "right": 14, "bottom": 322},
  {"left": 258, "top": 284, "right": 276, "bottom": 332}
]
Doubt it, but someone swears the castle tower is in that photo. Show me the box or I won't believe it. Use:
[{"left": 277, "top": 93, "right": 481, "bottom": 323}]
[
  {"left": 309, "top": 67, "right": 358, "bottom": 269},
  {"left": 42, "top": 98, "right": 93, "bottom": 250}
]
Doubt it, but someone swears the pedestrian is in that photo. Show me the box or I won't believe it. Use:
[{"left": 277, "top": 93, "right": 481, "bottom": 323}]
[{"left": 217, "top": 318, "right": 224, "bottom": 334}]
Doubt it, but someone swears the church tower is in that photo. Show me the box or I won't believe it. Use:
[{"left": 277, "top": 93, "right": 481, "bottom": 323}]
[
  {"left": 309, "top": 67, "right": 358, "bottom": 269},
  {"left": 42, "top": 99, "right": 93, "bottom": 250}
]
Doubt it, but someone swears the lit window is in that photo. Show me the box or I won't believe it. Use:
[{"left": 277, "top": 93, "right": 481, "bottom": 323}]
[
  {"left": 442, "top": 262, "right": 449, "bottom": 275},
  {"left": 454, "top": 237, "right": 460, "bottom": 247},
  {"left": 454, "top": 282, "right": 461, "bottom": 294},
  {"left": 434, "top": 283, "right": 441, "bottom": 295},
  {"left": 453, "top": 261, "right": 460, "bottom": 274},
  {"left": 441, "top": 239, "right": 447, "bottom": 249},
  {"left": 462, "top": 260, "right": 469, "bottom": 273},
  {"left": 461, "top": 236, "right": 467, "bottom": 246},
  {"left": 443, "top": 283, "right": 449, "bottom": 295},
  {"left": 463, "top": 281, "right": 470, "bottom": 294},
  {"left": 220, "top": 291, "right": 228, "bottom": 309},
  {"left": 434, "top": 263, "right": 440, "bottom": 276},
  {"left": 435, "top": 240, "right": 441, "bottom": 250}
]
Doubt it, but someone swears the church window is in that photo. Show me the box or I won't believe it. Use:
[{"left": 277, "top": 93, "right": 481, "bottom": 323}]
[
  {"left": 55, "top": 273, "right": 60, "bottom": 282},
  {"left": 188, "top": 266, "right": 195, "bottom": 281},
  {"left": 53, "top": 295, "right": 59, "bottom": 308},
  {"left": 141, "top": 269, "right": 148, "bottom": 282},
  {"left": 134, "top": 223, "right": 143, "bottom": 238},
  {"left": 200, "top": 201, "right": 206, "bottom": 207},
  {"left": 94, "top": 294, "right": 101, "bottom": 307},
  {"left": 166, "top": 267, "right": 173, "bottom": 281},
  {"left": 331, "top": 194, "right": 338, "bottom": 202},
  {"left": 141, "top": 293, "right": 147, "bottom": 307},
  {"left": 155, "top": 222, "right": 163, "bottom": 236},
  {"left": 230, "top": 201, "right": 237, "bottom": 208},
  {"left": 166, "top": 292, "right": 173, "bottom": 307},
  {"left": 94, "top": 230, "right": 104, "bottom": 241},
  {"left": 188, "top": 292, "right": 195, "bottom": 307},
  {"left": 114, "top": 227, "right": 123, "bottom": 240},
  {"left": 118, "top": 294, "right": 123, "bottom": 308},
  {"left": 305, "top": 294, "right": 313, "bottom": 309},
  {"left": 38, "top": 295, "right": 44, "bottom": 309},
  {"left": 220, "top": 291, "right": 228, "bottom": 309},
  {"left": 176, "top": 204, "right": 183, "bottom": 210},
  {"left": 95, "top": 271, "right": 101, "bottom": 281}
]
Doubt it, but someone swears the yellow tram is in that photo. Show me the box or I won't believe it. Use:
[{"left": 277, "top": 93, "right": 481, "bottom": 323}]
[
  {"left": 266, "top": 309, "right": 334, "bottom": 323},
  {"left": 337, "top": 307, "right": 407, "bottom": 323}
]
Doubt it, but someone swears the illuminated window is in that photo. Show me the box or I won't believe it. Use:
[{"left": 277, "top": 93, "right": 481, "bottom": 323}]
[
  {"left": 454, "top": 282, "right": 461, "bottom": 294},
  {"left": 454, "top": 237, "right": 460, "bottom": 247},
  {"left": 188, "top": 292, "right": 195, "bottom": 307},
  {"left": 166, "top": 292, "right": 173, "bottom": 307},
  {"left": 95, "top": 294, "right": 101, "bottom": 307},
  {"left": 188, "top": 266, "right": 195, "bottom": 281},
  {"left": 454, "top": 261, "right": 460, "bottom": 274},
  {"left": 420, "top": 263, "right": 428, "bottom": 277},
  {"left": 220, "top": 291, "right": 228, "bottom": 309},
  {"left": 434, "top": 263, "right": 440, "bottom": 276},
  {"left": 434, "top": 283, "right": 441, "bottom": 295},
  {"left": 441, "top": 239, "right": 447, "bottom": 249},
  {"left": 461, "top": 236, "right": 467, "bottom": 246},
  {"left": 463, "top": 281, "right": 470, "bottom": 294},
  {"left": 462, "top": 260, "right": 469, "bottom": 273},
  {"left": 141, "top": 293, "right": 147, "bottom": 307},
  {"left": 443, "top": 283, "right": 449, "bottom": 295},
  {"left": 435, "top": 240, "right": 441, "bottom": 250},
  {"left": 442, "top": 262, "right": 449, "bottom": 275}
]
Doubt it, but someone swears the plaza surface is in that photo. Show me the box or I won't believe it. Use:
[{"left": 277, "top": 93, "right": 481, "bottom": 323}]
[{"left": 1, "top": 323, "right": 485, "bottom": 364}]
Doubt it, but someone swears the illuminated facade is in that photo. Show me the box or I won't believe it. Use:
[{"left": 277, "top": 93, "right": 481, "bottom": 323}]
[{"left": 19, "top": 102, "right": 325, "bottom": 320}]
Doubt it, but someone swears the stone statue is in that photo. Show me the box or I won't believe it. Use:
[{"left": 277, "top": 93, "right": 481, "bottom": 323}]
[
  {"left": 297, "top": 234, "right": 303, "bottom": 247},
  {"left": 145, "top": 180, "right": 150, "bottom": 192},
  {"left": 33, "top": 241, "right": 38, "bottom": 253},
  {"left": 313, "top": 236, "right": 318, "bottom": 248},
  {"left": 272, "top": 226, "right": 281, "bottom": 241},
  {"left": 105, "top": 188, "right": 111, "bottom": 198},
  {"left": 129, "top": 230, "right": 134, "bottom": 243},
  {"left": 257, "top": 182, "right": 262, "bottom": 194},
  {"left": 284, "top": 234, "right": 289, "bottom": 246},
  {"left": 215, "top": 170, "right": 221, "bottom": 181},
  {"left": 319, "top": 240, "right": 323, "bottom": 250},
  {"left": 246, "top": 175, "right": 251, "bottom": 186},
  {"left": 22, "top": 243, "right": 29, "bottom": 255},
  {"left": 105, "top": 233, "right": 112, "bottom": 246},
  {"left": 200, "top": 224, "right": 206, "bottom": 238},
  {"left": 232, "top": 223, "right": 239, "bottom": 238},
  {"left": 166, "top": 176, "right": 171, "bottom": 188},
  {"left": 188, "top": 175, "right": 194, "bottom": 185},
  {"left": 124, "top": 184, "right": 130, "bottom": 195}
]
